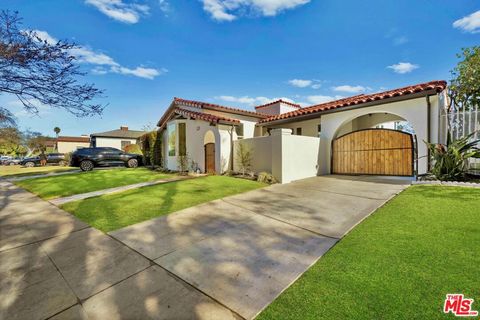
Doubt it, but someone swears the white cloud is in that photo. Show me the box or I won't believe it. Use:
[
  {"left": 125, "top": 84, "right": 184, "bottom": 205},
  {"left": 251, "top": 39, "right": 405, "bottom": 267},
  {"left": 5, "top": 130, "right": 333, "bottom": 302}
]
[
  {"left": 85, "top": 0, "right": 149, "bottom": 24},
  {"left": 70, "top": 47, "right": 119, "bottom": 66},
  {"left": 453, "top": 10, "right": 480, "bottom": 33},
  {"left": 387, "top": 62, "right": 419, "bottom": 74},
  {"left": 306, "top": 95, "right": 343, "bottom": 105},
  {"left": 30, "top": 30, "right": 57, "bottom": 44},
  {"left": 159, "top": 0, "right": 170, "bottom": 14},
  {"left": 288, "top": 79, "right": 312, "bottom": 88},
  {"left": 7, "top": 99, "right": 51, "bottom": 117},
  {"left": 288, "top": 78, "right": 322, "bottom": 89},
  {"left": 31, "top": 30, "right": 164, "bottom": 80},
  {"left": 201, "top": 0, "right": 310, "bottom": 21},
  {"left": 215, "top": 95, "right": 297, "bottom": 106},
  {"left": 111, "top": 66, "right": 166, "bottom": 79},
  {"left": 332, "top": 85, "right": 366, "bottom": 93}
]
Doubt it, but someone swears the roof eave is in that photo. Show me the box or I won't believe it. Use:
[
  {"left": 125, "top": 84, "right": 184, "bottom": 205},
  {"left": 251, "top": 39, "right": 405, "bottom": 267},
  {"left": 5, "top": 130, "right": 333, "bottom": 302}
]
[
  {"left": 258, "top": 89, "right": 441, "bottom": 126},
  {"left": 201, "top": 104, "right": 268, "bottom": 119},
  {"left": 157, "top": 100, "right": 177, "bottom": 127},
  {"left": 91, "top": 135, "right": 142, "bottom": 139}
]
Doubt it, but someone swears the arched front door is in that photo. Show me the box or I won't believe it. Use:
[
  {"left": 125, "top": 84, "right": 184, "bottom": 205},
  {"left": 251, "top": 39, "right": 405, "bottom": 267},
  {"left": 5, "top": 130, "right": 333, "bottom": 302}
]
[
  {"left": 204, "top": 143, "right": 215, "bottom": 174},
  {"left": 332, "top": 128, "right": 414, "bottom": 176}
]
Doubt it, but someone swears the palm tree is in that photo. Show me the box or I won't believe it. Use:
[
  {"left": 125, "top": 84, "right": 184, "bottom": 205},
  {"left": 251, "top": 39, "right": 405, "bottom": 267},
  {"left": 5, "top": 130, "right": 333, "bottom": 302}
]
[
  {"left": 53, "top": 127, "right": 61, "bottom": 151},
  {"left": 53, "top": 127, "right": 61, "bottom": 137}
]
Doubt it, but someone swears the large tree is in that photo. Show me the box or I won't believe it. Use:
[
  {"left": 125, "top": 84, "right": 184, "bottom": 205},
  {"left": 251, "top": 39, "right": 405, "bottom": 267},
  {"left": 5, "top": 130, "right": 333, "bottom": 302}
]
[
  {"left": 0, "top": 126, "right": 26, "bottom": 155},
  {"left": 0, "top": 10, "right": 104, "bottom": 126},
  {"left": 449, "top": 46, "right": 480, "bottom": 110}
]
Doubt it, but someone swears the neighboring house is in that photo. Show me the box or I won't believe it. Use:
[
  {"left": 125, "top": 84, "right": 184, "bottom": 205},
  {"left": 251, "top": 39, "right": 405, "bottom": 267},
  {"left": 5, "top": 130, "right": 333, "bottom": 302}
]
[
  {"left": 56, "top": 136, "right": 90, "bottom": 153},
  {"left": 156, "top": 80, "right": 448, "bottom": 183},
  {"left": 90, "top": 126, "right": 146, "bottom": 150}
]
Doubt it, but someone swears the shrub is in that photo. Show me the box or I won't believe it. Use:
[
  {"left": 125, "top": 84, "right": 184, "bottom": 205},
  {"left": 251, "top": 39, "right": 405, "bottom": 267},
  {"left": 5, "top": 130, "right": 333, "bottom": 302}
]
[
  {"left": 139, "top": 131, "right": 162, "bottom": 167},
  {"left": 257, "top": 172, "right": 278, "bottom": 184},
  {"left": 124, "top": 144, "right": 142, "bottom": 154},
  {"left": 425, "top": 131, "right": 480, "bottom": 181}
]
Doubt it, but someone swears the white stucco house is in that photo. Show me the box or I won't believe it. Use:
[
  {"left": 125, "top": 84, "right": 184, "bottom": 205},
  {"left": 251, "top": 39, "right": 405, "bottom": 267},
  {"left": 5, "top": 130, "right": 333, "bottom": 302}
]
[
  {"left": 90, "top": 126, "right": 146, "bottom": 150},
  {"left": 156, "top": 80, "right": 448, "bottom": 183}
]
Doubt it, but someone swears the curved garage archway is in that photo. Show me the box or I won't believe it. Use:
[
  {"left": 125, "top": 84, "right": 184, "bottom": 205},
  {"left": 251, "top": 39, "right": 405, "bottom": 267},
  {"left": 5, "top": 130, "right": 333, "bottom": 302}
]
[{"left": 331, "top": 113, "right": 416, "bottom": 176}]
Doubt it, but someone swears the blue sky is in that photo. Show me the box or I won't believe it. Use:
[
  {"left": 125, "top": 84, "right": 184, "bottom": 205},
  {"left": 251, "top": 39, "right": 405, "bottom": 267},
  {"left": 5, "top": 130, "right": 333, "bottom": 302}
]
[{"left": 2, "top": 0, "right": 479, "bottom": 136}]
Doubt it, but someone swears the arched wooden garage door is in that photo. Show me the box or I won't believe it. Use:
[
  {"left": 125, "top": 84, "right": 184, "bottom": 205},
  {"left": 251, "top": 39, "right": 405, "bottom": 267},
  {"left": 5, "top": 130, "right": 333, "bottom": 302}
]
[{"left": 332, "top": 129, "right": 414, "bottom": 176}]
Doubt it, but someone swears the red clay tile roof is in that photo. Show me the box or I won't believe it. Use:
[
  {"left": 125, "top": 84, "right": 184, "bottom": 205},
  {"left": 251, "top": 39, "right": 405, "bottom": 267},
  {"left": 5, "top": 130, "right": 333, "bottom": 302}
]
[
  {"left": 174, "top": 107, "right": 240, "bottom": 124},
  {"left": 255, "top": 99, "right": 301, "bottom": 109},
  {"left": 174, "top": 97, "right": 269, "bottom": 118},
  {"left": 57, "top": 136, "right": 90, "bottom": 143},
  {"left": 259, "top": 80, "right": 447, "bottom": 124}
]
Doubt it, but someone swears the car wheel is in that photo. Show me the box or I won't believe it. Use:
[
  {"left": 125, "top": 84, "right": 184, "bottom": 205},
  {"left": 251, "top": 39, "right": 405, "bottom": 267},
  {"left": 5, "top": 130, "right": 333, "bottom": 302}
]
[
  {"left": 9, "top": 162, "right": 15, "bottom": 166},
  {"left": 80, "top": 160, "right": 94, "bottom": 171},
  {"left": 127, "top": 159, "right": 138, "bottom": 168},
  {"left": 59, "top": 160, "right": 67, "bottom": 166},
  {"left": 25, "top": 161, "right": 35, "bottom": 168}
]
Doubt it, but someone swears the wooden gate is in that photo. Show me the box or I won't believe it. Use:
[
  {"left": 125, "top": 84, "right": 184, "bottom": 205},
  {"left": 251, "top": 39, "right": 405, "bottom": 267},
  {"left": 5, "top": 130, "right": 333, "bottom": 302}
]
[
  {"left": 332, "top": 129, "right": 414, "bottom": 176},
  {"left": 204, "top": 143, "right": 215, "bottom": 174}
]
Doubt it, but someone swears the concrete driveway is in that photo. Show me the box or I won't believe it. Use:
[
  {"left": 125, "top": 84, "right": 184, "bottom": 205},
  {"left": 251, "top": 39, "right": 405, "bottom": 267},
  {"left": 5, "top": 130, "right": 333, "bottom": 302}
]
[{"left": 111, "top": 175, "right": 409, "bottom": 319}]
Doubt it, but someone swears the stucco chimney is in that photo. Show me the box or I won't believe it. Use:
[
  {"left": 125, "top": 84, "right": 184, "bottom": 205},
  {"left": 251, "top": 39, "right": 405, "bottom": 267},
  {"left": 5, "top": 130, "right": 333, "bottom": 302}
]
[
  {"left": 254, "top": 100, "right": 301, "bottom": 116},
  {"left": 120, "top": 126, "right": 129, "bottom": 131}
]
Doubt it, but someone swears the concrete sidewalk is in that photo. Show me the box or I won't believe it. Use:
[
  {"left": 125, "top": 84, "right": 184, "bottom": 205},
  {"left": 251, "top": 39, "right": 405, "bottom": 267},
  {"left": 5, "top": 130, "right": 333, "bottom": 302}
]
[
  {"left": 111, "top": 175, "right": 409, "bottom": 319},
  {"left": 0, "top": 181, "right": 236, "bottom": 320}
]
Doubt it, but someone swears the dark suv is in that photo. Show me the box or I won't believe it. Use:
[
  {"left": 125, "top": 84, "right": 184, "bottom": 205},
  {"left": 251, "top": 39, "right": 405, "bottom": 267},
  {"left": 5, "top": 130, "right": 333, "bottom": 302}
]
[
  {"left": 70, "top": 147, "right": 143, "bottom": 171},
  {"left": 20, "top": 153, "right": 66, "bottom": 167}
]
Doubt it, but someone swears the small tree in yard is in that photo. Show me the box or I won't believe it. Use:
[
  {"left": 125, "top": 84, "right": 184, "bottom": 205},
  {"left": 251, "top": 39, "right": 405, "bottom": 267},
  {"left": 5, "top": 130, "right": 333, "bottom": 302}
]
[
  {"left": 27, "top": 134, "right": 48, "bottom": 154},
  {"left": 236, "top": 143, "right": 252, "bottom": 176},
  {"left": 177, "top": 153, "right": 189, "bottom": 175},
  {"left": 0, "top": 11, "right": 104, "bottom": 126}
]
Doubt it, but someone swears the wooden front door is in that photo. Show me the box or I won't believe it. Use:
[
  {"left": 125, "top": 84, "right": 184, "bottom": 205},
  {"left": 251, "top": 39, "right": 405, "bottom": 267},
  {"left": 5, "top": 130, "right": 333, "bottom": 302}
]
[
  {"left": 204, "top": 143, "right": 215, "bottom": 174},
  {"left": 332, "top": 129, "right": 414, "bottom": 176}
]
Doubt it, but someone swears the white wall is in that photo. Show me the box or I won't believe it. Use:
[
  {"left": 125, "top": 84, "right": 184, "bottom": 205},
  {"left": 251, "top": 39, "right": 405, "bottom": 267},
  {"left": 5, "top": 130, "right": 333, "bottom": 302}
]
[
  {"left": 57, "top": 141, "right": 90, "bottom": 153},
  {"left": 203, "top": 109, "right": 258, "bottom": 139},
  {"left": 94, "top": 137, "right": 137, "bottom": 150},
  {"left": 265, "top": 118, "right": 321, "bottom": 137},
  {"left": 163, "top": 119, "right": 224, "bottom": 173},
  {"left": 280, "top": 132, "right": 322, "bottom": 183},
  {"left": 234, "top": 128, "right": 321, "bottom": 183},
  {"left": 234, "top": 136, "right": 272, "bottom": 173}
]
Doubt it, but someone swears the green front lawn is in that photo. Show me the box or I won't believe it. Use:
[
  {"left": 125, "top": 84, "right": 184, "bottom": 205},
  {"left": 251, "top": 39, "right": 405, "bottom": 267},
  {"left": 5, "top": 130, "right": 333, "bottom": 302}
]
[
  {"left": 61, "top": 176, "right": 266, "bottom": 232},
  {"left": 258, "top": 186, "right": 480, "bottom": 319},
  {"left": 15, "top": 168, "right": 173, "bottom": 199},
  {"left": 0, "top": 165, "right": 75, "bottom": 178}
]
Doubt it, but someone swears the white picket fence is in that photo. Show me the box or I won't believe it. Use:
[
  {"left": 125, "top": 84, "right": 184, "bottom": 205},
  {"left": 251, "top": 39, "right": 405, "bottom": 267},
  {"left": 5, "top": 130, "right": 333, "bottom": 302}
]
[{"left": 440, "top": 104, "right": 480, "bottom": 171}]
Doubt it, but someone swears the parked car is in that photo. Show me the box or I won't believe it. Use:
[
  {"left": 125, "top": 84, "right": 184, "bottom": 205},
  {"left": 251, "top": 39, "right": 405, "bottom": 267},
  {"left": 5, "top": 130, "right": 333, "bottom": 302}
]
[
  {"left": 0, "top": 156, "right": 12, "bottom": 165},
  {"left": 20, "top": 153, "right": 67, "bottom": 167},
  {"left": 70, "top": 147, "right": 143, "bottom": 171},
  {"left": 3, "top": 158, "right": 22, "bottom": 166}
]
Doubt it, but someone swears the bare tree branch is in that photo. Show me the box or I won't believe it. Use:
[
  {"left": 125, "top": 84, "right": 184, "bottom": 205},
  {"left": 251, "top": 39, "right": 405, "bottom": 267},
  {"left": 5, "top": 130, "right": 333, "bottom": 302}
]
[{"left": 0, "top": 10, "right": 105, "bottom": 124}]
